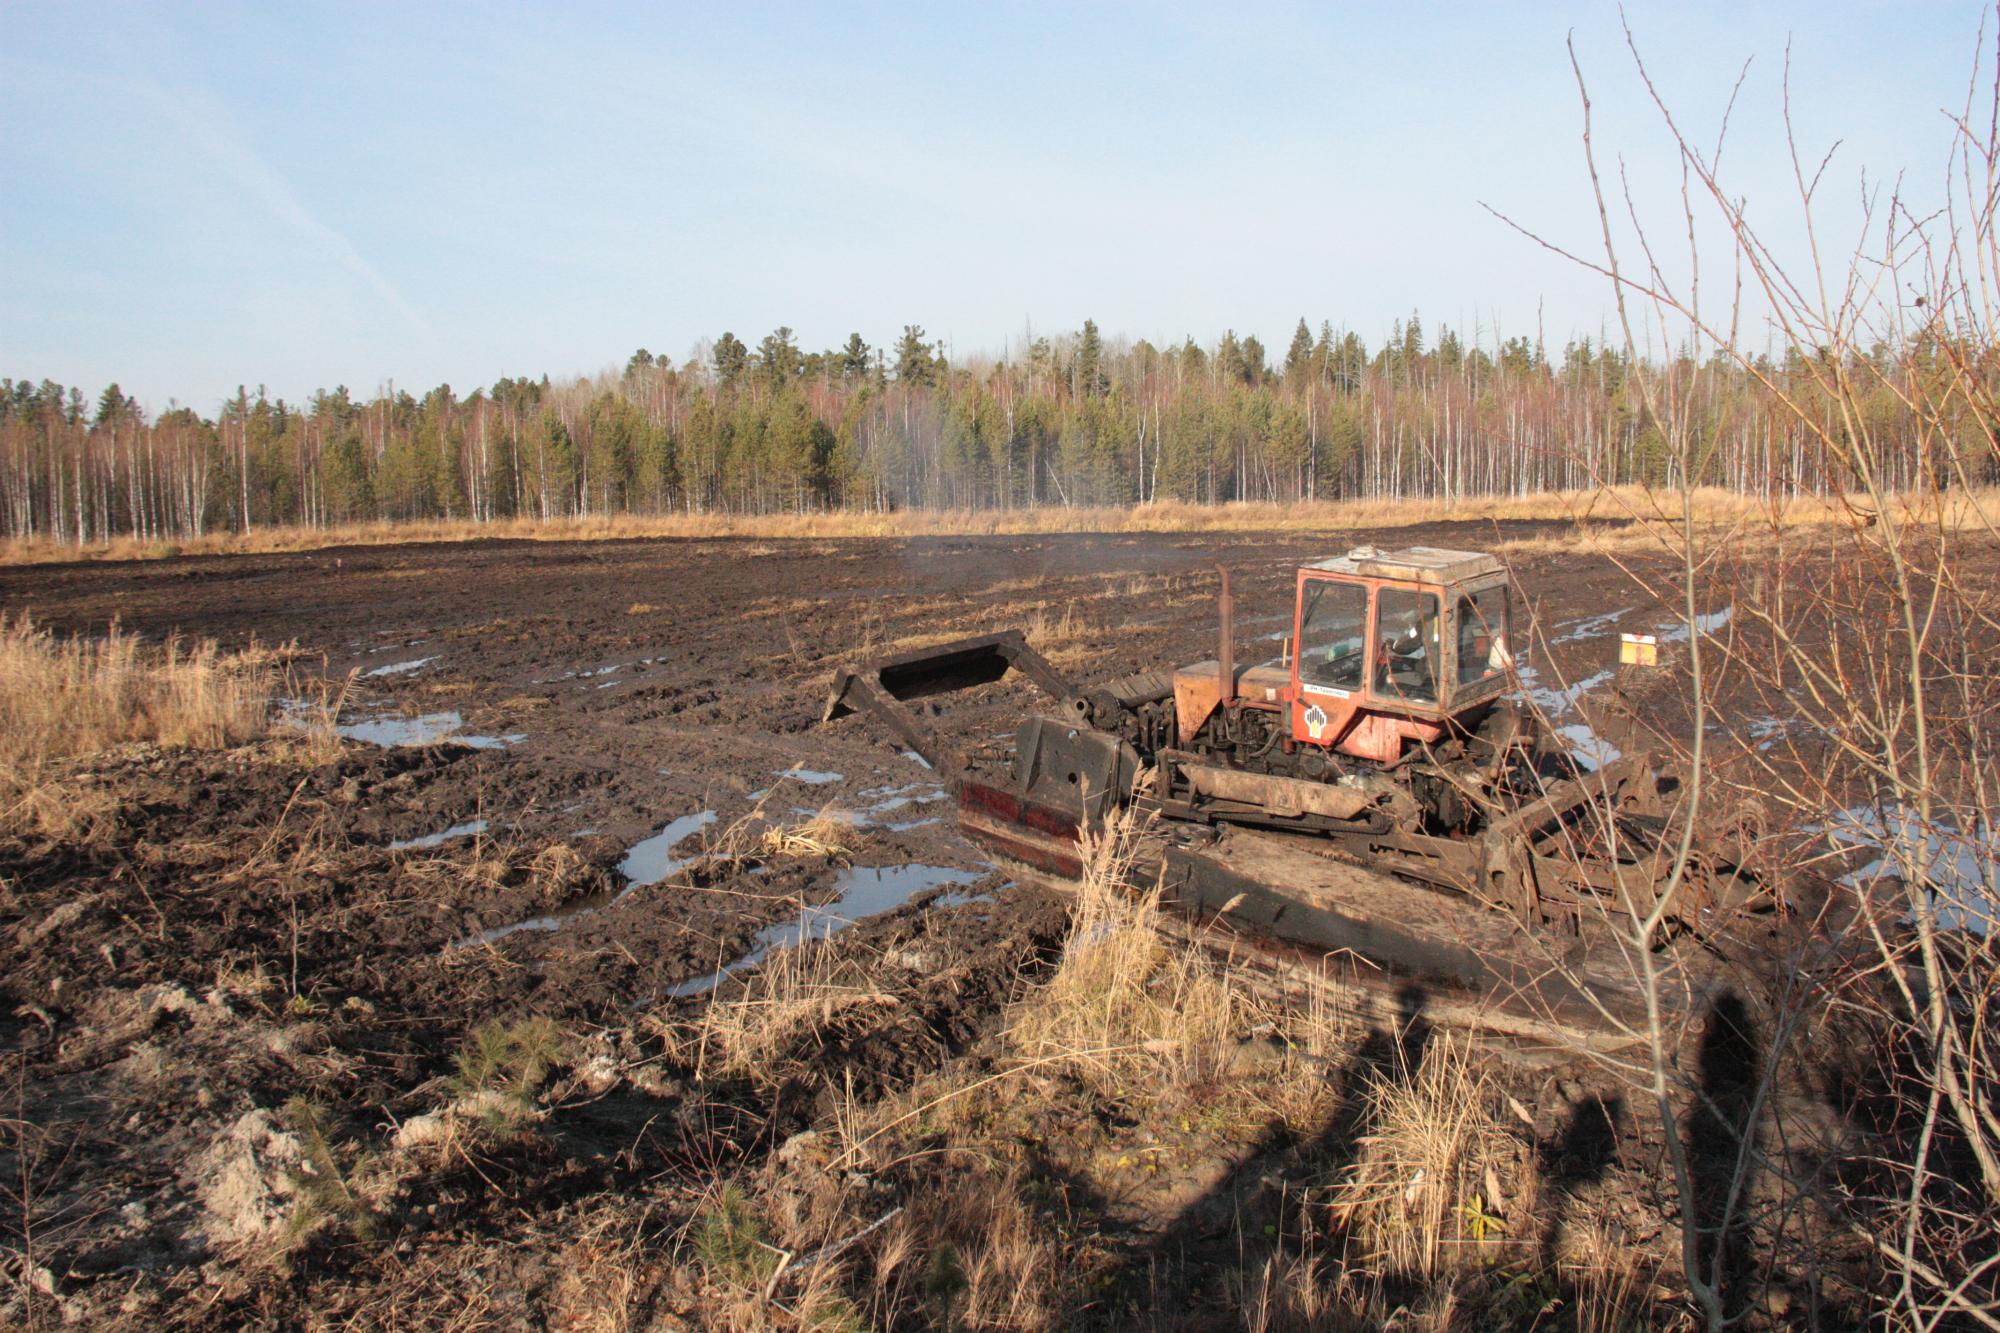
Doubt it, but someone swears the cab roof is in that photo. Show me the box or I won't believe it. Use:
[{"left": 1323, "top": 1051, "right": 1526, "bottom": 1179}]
[{"left": 1306, "top": 545, "right": 1505, "bottom": 585}]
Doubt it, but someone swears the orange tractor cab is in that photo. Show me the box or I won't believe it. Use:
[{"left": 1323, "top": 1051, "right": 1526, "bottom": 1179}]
[{"left": 1171, "top": 546, "right": 1515, "bottom": 768}]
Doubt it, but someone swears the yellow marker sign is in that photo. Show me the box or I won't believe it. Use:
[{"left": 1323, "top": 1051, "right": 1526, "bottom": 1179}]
[{"left": 1619, "top": 633, "right": 1658, "bottom": 666}]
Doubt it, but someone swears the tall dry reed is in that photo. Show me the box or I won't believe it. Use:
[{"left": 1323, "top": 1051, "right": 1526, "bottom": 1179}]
[{"left": 0, "top": 614, "right": 273, "bottom": 838}]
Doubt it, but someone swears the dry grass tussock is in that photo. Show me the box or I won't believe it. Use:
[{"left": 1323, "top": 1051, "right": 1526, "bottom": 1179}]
[
  {"left": 0, "top": 613, "right": 275, "bottom": 839},
  {"left": 10, "top": 484, "right": 1992, "bottom": 565},
  {"left": 1324, "top": 1035, "right": 1525, "bottom": 1280},
  {"left": 873, "top": 1165, "right": 1059, "bottom": 1329},
  {"left": 695, "top": 789, "right": 856, "bottom": 868},
  {"left": 701, "top": 1084, "right": 1067, "bottom": 1328},
  {"left": 758, "top": 808, "right": 853, "bottom": 861},
  {"left": 1007, "top": 798, "right": 1248, "bottom": 1089},
  {"left": 670, "top": 943, "right": 896, "bottom": 1088}
]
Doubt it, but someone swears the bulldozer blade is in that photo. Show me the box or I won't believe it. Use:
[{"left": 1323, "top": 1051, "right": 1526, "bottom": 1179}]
[
  {"left": 952, "top": 721, "right": 1142, "bottom": 877},
  {"left": 959, "top": 778, "right": 1091, "bottom": 878}
]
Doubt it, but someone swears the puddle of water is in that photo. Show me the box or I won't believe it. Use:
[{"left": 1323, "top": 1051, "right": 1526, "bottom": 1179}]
[
  {"left": 338, "top": 712, "right": 465, "bottom": 747},
  {"left": 1516, "top": 665, "right": 1614, "bottom": 719},
  {"left": 462, "top": 810, "right": 719, "bottom": 948},
  {"left": 334, "top": 710, "right": 525, "bottom": 750},
  {"left": 618, "top": 810, "right": 721, "bottom": 886},
  {"left": 1820, "top": 806, "right": 1997, "bottom": 933},
  {"left": 667, "top": 863, "right": 985, "bottom": 998},
  {"left": 363, "top": 655, "right": 437, "bottom": 678},
  {"left": 753, "top": 768, "right": 845, "bottom": 802},
  {"left": 1554, "top": 724, "right": 1622, "bottom": 772},
  {"left": 1657, "top": 606, "right": 1735, "bottom": 643},
  {"left": 532, "top": 661, "right": 630, "bottom": 685},
  {"left": 826, "top": 782, "right": 951, "bottom": 828},
  {"left": 939, "top": 879, "right": 1009, "bottom": 909},
  {"left": 868, "top": 791, "right": 948, "bottom": 816},
  {"left": 1549, "top": 607, "right": 1634, "bottom": 645},
  {"left": 467, "top": 910, "right": 574, "bottom": 946},
  {"left": 1744, "top": 715, "right": 1808, "bottom": 752},
  {"left": 1513, "top": 667, "right": 1621, "bottom": 773},
  {"left": 389, "top": 819, "right": 489, "bottom": 851}
]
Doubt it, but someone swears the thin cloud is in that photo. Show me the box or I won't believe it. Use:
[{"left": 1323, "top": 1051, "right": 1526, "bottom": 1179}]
[{"left": 134, "top": 72, "right": 430, "bottom": 338}]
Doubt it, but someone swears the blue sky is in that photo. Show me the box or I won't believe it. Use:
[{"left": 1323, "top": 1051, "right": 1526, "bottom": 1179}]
[{"left": 0, "top": 2, "right": 1986, "bottom": 413}]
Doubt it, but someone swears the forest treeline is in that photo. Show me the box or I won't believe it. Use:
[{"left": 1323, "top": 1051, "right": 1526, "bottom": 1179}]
[{"left": 2, "top": 316, "right": 1989, "bottom": 544}]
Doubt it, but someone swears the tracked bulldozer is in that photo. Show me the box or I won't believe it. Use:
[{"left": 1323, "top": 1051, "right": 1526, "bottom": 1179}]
[{"left": 822, "top": 546, "right": 1783, "bottom": 1039}]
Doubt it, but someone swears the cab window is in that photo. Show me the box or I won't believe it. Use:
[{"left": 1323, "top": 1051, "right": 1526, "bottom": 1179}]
[
  {"left": 1455, "top": 585, "right": 1513, "bottom": 688},
  {"left": 1297, "top": 579, "right": 1368, "bottom": 691},
  {"left": 1375, "top": 587, "right": 1441, "bottom": 704}
]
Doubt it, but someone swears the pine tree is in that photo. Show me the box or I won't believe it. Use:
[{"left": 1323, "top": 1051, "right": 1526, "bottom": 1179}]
[
  {"left": 1217, "top": 331, "right": 1245, "bottom": 386},
  {"left": 1241, "top": 336, "right": 1267, "bottom": 386},
  {"left": 894, "top": 326, "right": 936, "bottom": 386},
  {"left": 840, "top": 333, "right": 871, "bottom": 380},
  {"left": 756, "top": 328, "right": 802, "bottom": 389},
  {"left": 712, "top": 333, "right": 749, "bottom": 388}
]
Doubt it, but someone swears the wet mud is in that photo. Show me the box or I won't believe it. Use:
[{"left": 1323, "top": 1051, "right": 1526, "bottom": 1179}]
[{"left": 0, "top": 520, "right": 1939, "bottom": 1327}]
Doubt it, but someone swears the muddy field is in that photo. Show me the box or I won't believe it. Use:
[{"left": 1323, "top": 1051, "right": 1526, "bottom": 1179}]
[{"left": 0, "top": 521, "right": 1930, "bottom": 1328}]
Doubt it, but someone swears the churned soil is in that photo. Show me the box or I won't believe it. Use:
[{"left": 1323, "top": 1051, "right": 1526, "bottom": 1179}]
[{"left": 0, "top": 518, "right": 1925, "bottom": 1328}]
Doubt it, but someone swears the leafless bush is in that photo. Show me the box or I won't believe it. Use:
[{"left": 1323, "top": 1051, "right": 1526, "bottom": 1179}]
[{"left": 1496, "top": 14, "right": 2000, "bottom": 1327}]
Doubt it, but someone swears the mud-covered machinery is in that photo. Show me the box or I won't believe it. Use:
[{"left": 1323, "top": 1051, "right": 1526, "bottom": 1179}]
[{"left": 822, "top": 547, "right": 1772, "bottom": 961}]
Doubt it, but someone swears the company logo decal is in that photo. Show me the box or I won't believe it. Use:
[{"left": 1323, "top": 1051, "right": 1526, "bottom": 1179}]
[{"left": 1303, "top": 703, "right": 1328, "bottom": 739}]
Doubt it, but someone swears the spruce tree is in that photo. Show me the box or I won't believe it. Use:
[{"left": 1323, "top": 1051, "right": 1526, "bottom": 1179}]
[
  {"left": 1076, "top": 319, "right": 1106, "bottom": 398},
  {"left": 1284, "top": 319, "right": 1314, "bottom": 387}
]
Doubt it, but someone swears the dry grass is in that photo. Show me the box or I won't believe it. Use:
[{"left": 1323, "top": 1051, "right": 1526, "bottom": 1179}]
[
  {"left": 752, "top": 1078, "right": 1068, "bottom": 1329},
  {"left": 546, "top": 1209, "right": 649, "bottom": 1333},
  {"left": 0, "top": 614, "right": 275, "bottom": 839},
  {"left": 271, "top": 666, "right": 356, "bottom": 767},
  {"left": 1019, "top": 600, "right": 1088, "bottom": 658},
  {"left": 11, "top": 485, "right": 1992, "bottom": 566},
  {"left": 759, "top": 810, "right": 852, "bottom": 861},
  {"left": 699, "top": 786, "right": 855, "bottom": 867},
  {"left": 673, "top": 944, "right": 897, "bottom": 1088},
  {"left": 1324, "top": 1034, "right": 1525, "bottom": 1281},
  {"left": 1006, "top": 800, "right": 1247, "bottom": 1090},
  {"left": 660, "top": 791, "right": 1673, "bottom": 1329},
  {"left": 878, "top": 1167, "right": 1059, "bottom": 1328}
]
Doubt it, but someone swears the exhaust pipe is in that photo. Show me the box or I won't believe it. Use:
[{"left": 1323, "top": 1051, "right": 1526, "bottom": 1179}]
[{"left": 1217, "top": 565, "right": 1234, "bottom": 705}]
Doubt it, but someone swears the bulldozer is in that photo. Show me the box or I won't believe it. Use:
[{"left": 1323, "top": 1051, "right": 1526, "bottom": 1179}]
[{"left": 822, "top": 546, "right": 1779, "bottom": 1036}]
